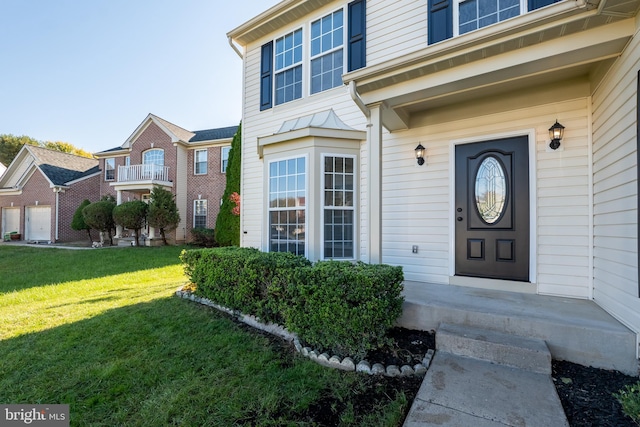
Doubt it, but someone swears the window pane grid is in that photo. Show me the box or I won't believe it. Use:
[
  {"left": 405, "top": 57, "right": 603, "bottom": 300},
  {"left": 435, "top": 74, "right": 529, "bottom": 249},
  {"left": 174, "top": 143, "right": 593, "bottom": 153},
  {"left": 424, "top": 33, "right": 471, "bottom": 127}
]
[
  {"left": 323, "top": 156, "right": 354, "bottom": 259},
  {"left": 194, "top": 200, "right": 207, "bottom": 229},
  {"left": 459, "top": 0, "right": 520, "bottom": 34},
  {"left": 269, "top": 158, "right": 306, "bottom": 256},
  {"left": 195, "top": 149, "right": 207, "bottom": 175},
  {"left": 275, "top": 29, "right": 303, "bottom": 106},
  {"left": 310, "top": 10, "right": 344, "bottom": 94}
]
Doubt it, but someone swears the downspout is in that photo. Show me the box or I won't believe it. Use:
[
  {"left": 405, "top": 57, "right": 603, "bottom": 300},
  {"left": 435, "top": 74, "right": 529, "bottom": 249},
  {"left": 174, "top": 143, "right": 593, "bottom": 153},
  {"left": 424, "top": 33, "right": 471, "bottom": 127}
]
[
  {"left": 228, "top": 36, "right": 243, "bottom": 59},
  {"left": 54, "top": 188, "right": 59, "bottom": 242},
  {"left": 349, "top": 81, "right": 370, "bottom": 118}
]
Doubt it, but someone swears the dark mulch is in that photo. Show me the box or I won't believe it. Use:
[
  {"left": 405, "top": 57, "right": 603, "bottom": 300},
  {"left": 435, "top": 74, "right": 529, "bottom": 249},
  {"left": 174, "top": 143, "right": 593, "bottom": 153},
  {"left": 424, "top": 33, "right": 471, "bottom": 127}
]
[
  {"left": 553, "top": 360, "right": 638, "bottom": 426},
  {"left": 234, "top": 315, "right": 640, "bottom": 426}
]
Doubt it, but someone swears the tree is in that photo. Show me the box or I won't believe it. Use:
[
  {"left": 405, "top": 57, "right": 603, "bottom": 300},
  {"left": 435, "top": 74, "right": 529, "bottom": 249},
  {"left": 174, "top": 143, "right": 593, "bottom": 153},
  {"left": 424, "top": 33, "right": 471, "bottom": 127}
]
[
  {"left": 112, "top": 201, "right": 148, "bottom": 247},
  {"left": 82, "top": 196, "right": 116, "bottom": 245},
  {"left": 215, "top": 123, "right": 241, "bottom": 246},
  {"left": 71, "top": 199, "right": 93, "bottom": 243},
  {"left": 147, "top": 185, "right": 180, "bottom": 246},
  {"left": 0, "top": 134, "right": 93, "bottom": 167},
  {"left": 0, "top": 134, "right": 39, "bottom": 166}
]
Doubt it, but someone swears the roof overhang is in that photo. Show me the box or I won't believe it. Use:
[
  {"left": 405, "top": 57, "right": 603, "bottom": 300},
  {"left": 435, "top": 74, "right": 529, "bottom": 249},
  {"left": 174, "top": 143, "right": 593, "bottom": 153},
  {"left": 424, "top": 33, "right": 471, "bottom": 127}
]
[
  {"left": 344, "top": 1, "right": 638, "bottom": 131},
  {"left": 228, "top": 0, "right": 334, "bottom": 46}
]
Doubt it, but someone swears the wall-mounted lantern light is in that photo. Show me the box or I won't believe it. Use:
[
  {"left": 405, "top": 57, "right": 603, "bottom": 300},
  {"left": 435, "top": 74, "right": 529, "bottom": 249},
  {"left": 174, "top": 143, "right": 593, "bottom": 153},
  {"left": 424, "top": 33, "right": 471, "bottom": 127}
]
[
  {"left": 548, "top": 120, "right": 565, "bottom": 150},
  {"left": 415, "top": 143, "right": 425, "bottom": 166}
]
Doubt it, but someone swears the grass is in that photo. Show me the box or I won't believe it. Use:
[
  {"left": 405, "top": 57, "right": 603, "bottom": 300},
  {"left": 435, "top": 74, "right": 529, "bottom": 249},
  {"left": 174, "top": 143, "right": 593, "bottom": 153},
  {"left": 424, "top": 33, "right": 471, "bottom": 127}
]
[{"left": 0, "top": 245, "right": 411, "bottom": 426}]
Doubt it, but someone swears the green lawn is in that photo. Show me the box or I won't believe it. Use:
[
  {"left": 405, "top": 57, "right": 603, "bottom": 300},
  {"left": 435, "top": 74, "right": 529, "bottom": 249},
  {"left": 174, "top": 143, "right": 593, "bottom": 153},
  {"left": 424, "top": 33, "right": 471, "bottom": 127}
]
[{"left": 0, "top": 245, "right": 410, "bottom": 426}]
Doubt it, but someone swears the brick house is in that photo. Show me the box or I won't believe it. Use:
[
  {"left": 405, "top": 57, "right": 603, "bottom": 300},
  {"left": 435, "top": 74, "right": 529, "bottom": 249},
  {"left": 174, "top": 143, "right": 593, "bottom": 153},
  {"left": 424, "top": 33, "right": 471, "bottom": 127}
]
[
  {"left": 94, "top": 114, "right": 237, "bottom": 244},
  {"left": 0, "top": 145, "right": 100, "bottom": 242}
]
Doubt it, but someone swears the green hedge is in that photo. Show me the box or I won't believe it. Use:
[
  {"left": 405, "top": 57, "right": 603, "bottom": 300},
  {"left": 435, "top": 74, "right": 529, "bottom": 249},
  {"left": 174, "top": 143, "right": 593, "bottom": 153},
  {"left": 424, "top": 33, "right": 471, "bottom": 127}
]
[
  {"left": 284, "top": 261, "right": 404, "bottom": 359},
  {"left": 180, "top": 249, "right": 404, "bottom": 359},
  {"left": 180, "top": 247, "right": 311, "bottom": 324}
]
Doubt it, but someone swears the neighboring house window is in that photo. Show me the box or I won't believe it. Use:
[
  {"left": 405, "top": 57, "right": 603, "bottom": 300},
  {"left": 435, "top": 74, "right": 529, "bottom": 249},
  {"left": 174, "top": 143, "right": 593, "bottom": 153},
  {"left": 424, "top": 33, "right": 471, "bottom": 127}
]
[
  {"left": 259, "top": 0, "right": 366, "bottom": 110},
  {"left": 310, "top": 10, "right": 344, "bottom": 94},
  {"left": 125, "top": 156, "right": 130, "bottom": 166},
  {"left": 429, "top": 0, "right": 560, "bottom": 43},
  {"left": 194, "top": 149, "right": 207, "bottom": 175},
  {"left": 143, "top": 148, "right": 164, "bottom": 166},
  {"left": 105, "top": 158, "right": 115, "bottom": 181},
  {"left": 275, "top": 29, "right": 303, "bottom": 105},
  {"left": 268, "top": 157, "right": 306, "bottom": 256},
  {"left": 323, "top": 155, "right": 355, "bottom": 259},
  {"left": 194, "top": 200, "right": 207, "bottom": 228},
  {"left": 221, "top": 146, "right": 231, "bottom": 173}
]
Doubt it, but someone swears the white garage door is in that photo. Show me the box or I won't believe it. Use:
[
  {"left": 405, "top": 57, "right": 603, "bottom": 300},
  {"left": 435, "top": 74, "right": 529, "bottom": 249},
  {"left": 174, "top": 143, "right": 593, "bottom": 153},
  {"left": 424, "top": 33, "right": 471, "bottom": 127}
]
[
  {"left": 26, "top": 206, "right": 51, "bottom": 241},
  {"left": 2, "top": 207, "right": 20, "bottom": 235}
]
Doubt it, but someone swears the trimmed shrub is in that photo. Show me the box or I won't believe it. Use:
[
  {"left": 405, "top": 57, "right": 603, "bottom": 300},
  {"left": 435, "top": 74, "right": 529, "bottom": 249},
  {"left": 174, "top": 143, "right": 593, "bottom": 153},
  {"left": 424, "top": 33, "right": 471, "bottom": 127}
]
[
  {"left": 71, "top": 199, "right": 93, "bottom": 243},
  {"left": 180, "top": 247, "right": 311, "bottom": 324},
  {"left": 283, "top": 261, "right": 404, "bottom": 359},
  {"left": 180, "top": 250, "right": 404, "bottom": 359},
  {"left": 112, "top": 200, "right": 148, "bottom": 246},
  {"left": 191, "top": 228, "right": 217, "bottom": 247}
]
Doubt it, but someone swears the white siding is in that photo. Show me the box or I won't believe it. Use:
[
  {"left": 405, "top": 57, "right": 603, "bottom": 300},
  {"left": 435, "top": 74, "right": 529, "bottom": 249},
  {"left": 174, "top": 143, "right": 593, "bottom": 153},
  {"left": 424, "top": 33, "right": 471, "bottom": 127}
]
[
  {"left": 591, "top": 22, "right": 640, "bottom": 338},
  {"left": 367, "top": 0, "right": 427, "bottom": 66},
  {"left": 380, "top": 99, "right": 592, "bottom": 298},
  {"left": 240, "top": 5, "right": 369, "bottom": 253}
]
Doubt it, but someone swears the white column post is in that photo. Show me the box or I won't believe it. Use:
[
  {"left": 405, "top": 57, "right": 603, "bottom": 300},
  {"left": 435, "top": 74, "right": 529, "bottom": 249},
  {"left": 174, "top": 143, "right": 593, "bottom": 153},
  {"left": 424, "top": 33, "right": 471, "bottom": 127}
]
[
  {"left": 368, "top": 103, "right": 383, "bottom": 264},
  {"left": 115, "top": 190, "right": 123, "bottom": 238}
]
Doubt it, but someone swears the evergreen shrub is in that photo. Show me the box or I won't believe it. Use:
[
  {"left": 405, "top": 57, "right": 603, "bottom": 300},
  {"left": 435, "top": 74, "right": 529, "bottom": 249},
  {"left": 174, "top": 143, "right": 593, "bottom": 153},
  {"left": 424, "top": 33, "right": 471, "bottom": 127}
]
[{"left": 180, "top": 249, "right": 405, "bottom": 359}]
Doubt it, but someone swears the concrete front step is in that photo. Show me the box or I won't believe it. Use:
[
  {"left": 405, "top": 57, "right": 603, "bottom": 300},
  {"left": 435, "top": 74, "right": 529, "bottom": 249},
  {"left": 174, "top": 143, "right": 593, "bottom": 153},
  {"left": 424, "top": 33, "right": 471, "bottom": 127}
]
[
  {"left": 403, "top": 352, "right": 569, "bottom": 427},
  {"left": 437, "top": 323, "right": 551, "bottom": 374},
  {"left": 399, "top": 281, "right": 639, "bottom": 375}
]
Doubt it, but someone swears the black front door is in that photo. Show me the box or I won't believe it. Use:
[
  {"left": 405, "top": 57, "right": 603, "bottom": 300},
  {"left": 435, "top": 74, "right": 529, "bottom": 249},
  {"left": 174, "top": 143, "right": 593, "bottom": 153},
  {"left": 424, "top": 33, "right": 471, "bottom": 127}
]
[{"left": 455, "top": 136, "right": 529, "bottom": 281}]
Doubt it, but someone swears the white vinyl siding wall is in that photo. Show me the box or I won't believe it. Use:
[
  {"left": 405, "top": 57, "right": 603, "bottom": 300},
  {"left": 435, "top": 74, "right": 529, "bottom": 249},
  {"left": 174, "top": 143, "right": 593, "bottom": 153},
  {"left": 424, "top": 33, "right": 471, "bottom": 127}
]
[
  {"left": 240, "top": 6, "right": 368, "bottom": 255},
  {"left": 367, "top": 0, "right": 427, "bottom": 66},
  {"left": 380, "top": 98, "right": 591, "bottom": 298},
  {"left": 591, "top": 25, "right": 640, "bottom": 339}
]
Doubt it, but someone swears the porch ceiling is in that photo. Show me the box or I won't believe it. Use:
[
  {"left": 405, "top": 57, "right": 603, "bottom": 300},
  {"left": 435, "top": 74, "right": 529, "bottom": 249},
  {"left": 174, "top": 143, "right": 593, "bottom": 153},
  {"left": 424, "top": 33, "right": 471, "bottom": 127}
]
[{"left": 346, "top": 4, "right": 637, "bottom": 131}]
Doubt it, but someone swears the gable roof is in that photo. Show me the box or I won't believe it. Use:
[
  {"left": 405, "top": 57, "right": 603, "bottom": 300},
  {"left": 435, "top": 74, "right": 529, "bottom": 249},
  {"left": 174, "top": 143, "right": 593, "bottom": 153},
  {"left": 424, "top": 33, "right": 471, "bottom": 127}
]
[
  {"left": 190, "top": 126, "right": 238, "bottom": 142},
  {"left": 27, "top": 145, "right": 99, "bottom": 186},
  {"left": 94, "top": 114, "right": 238, "bottom": 156}
]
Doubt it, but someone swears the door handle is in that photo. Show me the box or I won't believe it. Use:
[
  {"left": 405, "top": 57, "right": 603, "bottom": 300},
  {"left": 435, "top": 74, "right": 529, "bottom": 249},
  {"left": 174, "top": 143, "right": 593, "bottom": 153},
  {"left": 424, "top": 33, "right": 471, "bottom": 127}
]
[{"left": 457, "top": 217, "right": 463, "bottom": 221}]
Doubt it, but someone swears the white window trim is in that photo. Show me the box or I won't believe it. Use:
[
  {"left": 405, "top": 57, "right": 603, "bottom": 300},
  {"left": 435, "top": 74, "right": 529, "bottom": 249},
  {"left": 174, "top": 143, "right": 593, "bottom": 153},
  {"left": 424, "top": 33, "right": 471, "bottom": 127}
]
[
  {"left": 320, "top": 153, "right": 357, "bottom": 261},
  {"left": 274, "top": 27, "right": 304, "bottom": 106},
  {"left": 194, "top": 149, "right": 208, "bottom": 175},
  {"left": 453, "top": 0, "right": 528, "bottom": 37},
  {"left": 105, "top": 158, "right": 115, "bottom": 181},
  {"left": 143, "top": 148, "right": 164, "bottom": 166},
  {"left": 266, "top": 154, "right": 308, "bottom": 257},
  {"left": 221, "top": 146, "right": 231, "bottom": 173},
  {"left": 193, "top": 199, "right": 208, "bottom": 229}
]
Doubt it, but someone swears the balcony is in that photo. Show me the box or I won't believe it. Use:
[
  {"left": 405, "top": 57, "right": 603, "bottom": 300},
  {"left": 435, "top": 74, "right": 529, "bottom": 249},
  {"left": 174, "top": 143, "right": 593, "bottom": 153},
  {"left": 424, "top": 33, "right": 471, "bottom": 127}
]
[{"left": 117, "top": 164, "right": 169, "bottom": 183}]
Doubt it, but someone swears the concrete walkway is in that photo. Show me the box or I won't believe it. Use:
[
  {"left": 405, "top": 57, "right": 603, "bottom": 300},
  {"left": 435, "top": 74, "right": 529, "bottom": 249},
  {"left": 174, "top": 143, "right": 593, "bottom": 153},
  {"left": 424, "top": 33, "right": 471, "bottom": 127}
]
[{"left": 404, "top": 351, "right": 569, "bottom": 426}]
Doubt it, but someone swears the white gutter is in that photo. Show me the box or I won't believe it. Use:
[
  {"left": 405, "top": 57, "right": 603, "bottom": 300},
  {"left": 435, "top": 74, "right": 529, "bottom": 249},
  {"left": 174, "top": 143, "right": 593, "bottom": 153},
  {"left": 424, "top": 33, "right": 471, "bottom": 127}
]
[
  {"left": 228, "top": 37, "right": 243, "bottom": 59},
  {"left": 349, "top": 81, "right": 370, "bottom": 118}
]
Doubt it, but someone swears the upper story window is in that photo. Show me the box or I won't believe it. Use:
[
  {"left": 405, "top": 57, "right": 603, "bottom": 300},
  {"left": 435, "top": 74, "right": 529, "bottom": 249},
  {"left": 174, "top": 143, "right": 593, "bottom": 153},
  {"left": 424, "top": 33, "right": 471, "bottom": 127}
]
[
  {"left": 143, "top": 148, "right": 164, "bottom": 166},
  {"left": 194, "top": 149, "right": 207, "bottom": 175},
  {"left": 260, "top": 0, "right": 366, "bottom": 111},
  {"left": 428, "top": 0, "right": 560, "bottom": 43},
  {"left": 105, "top": 158, "right": 115, "bottom": 181},
  {"left": 221, "top": 146, "right": 231, "bottom": 173},
  {"left": 275, "top": 29, "right": 303, "bottom": 105},
  {"left": 310, "top": 10, "right": 344, "bottom": 94}
]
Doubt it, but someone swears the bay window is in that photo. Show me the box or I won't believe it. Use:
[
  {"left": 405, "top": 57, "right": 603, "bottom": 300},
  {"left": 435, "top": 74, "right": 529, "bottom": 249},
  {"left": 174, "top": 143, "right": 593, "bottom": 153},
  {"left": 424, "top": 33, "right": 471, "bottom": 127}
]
[{"left": 268, "top": 157, "right": 306, "bottom": 256}]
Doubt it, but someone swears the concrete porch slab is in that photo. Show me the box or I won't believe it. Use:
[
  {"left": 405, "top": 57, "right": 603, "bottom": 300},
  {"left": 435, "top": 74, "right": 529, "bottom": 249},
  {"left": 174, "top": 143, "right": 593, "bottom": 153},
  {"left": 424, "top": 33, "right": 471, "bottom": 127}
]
[{"left": 398, "top": 281, "right": 638, "bottom": 375}]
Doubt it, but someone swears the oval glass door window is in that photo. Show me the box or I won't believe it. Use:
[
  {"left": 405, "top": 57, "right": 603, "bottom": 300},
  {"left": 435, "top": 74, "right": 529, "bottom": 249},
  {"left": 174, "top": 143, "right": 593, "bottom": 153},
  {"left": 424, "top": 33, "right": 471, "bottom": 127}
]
[{"left": 475, "top": 156, "right": 506, "bottom": 224}]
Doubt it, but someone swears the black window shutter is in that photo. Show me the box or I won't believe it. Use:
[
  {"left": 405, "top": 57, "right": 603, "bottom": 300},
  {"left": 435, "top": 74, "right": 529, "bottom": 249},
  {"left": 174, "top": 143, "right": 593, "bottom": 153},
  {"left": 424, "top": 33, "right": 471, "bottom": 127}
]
[
  {"left": 260, "top": 41, "right": 273, "bottom": 111},
  {"left": 348, "top": 0, "right": 366, "bottom": 72},
  {"left": 528, "top": 0, "right": 560, "bottom": 10},
  {"left": 428, "top": 0, "right": 452, "bottom": 44}
]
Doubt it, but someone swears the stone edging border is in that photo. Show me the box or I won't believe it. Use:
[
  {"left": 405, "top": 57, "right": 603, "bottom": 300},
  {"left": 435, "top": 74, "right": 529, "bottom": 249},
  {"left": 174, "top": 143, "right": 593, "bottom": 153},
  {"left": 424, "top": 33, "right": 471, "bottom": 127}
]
[{"left": 175, "top": 286, "right": 434, "bottom": 377}]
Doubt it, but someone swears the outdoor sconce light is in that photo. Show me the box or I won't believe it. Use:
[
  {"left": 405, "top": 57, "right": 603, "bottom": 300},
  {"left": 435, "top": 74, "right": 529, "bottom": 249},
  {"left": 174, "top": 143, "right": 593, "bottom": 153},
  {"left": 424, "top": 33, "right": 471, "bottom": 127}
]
[
  {"left": 415, "top": 143, "right": 425, "bottom": 166},
  {"left": 548, "top": 120, "right": 565, "bottom": 150}
]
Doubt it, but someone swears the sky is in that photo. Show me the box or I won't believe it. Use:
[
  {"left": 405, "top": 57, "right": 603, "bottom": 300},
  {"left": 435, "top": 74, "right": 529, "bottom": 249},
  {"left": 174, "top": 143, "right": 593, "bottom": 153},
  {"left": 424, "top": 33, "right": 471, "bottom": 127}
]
[{"left": 0, "top": 0, "right": 281, "bottom": 154}]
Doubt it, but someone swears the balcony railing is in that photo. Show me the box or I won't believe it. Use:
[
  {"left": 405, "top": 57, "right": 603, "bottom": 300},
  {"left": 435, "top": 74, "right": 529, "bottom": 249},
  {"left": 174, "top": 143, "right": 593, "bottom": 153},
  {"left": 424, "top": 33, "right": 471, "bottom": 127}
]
[{"left": 117, "top": 164, "right": 169, "bottom": 182}]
